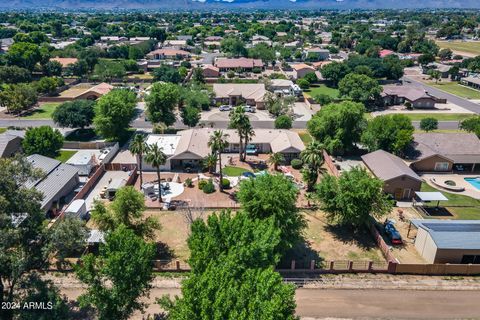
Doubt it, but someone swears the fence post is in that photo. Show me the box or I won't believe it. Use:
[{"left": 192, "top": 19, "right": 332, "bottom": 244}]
[
  {"left": 310, "top": 260, "right": 315, "bottom": 270},
  {"left": 368, "top": 261, "right": 373, "bottom": 271},
  {"left": 387, "top": 261, "right": 397, "bottom": 274},
  {"left": 291, "top": 260, "right": 296, "bottom": 270},
  {"left": 329, "top": 261, "right": 335, "bottom": 271},
  {"left": 348, "top": 261, "right": 353, "bottom": 271},
  {"left": 176, "top": 260, "right": 181, "bottom": 270}
]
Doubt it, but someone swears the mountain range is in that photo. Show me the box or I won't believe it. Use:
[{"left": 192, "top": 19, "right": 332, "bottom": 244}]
[{"left": 0, "top": 0, "right": 479, "bottom": 10}]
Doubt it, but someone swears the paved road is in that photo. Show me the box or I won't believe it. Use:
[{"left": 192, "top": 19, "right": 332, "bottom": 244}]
[
  {"left": 59, "top": 287, "right": 480, "bottom": 319},
  {"left": 403, "top": 76, "right": 480, "bottom": 113}
]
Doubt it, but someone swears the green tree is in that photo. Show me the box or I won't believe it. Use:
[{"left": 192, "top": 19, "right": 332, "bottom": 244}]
[
  {"left": 52, "top": 100, "right": 95, "bottom": 129},
  {"left": 34, "top": 76, "right": 62, "bottom": 95},
  {"left": 420, "top": 117, "right": 439, "bottom": 132},
  {"left": 145, "top": 82, "right": 180, "bottom": 126},
  {"left": 0, "top": 83, "right": 38, "bottom": 114},
  {"left": 22, "top": 126, "right": 64, "bottom": 157},
  {"left": 307, "top": 101, "right": 366, "bottom": 155},
  {"left": 181, "top": 105, "right": 201, "bottom": 127},
  {"left": 338, "top": 73, "right": 382, "bottom": 104},
  {"left": 0, "top": 65, "right": 31, "bottom": 84},
  {"left": 76, "top": 225, "right": 155, "bottom": 320},
  {"left": 428, "top": 69, "right": 441, "bottom": 84},
  {"left": 6, "top": 42, "right": 43, "bottom": 71},
  {"left": 144, "top": 144, "right": 167, "bottom": 202},
  {"left": 221, "top": 37, "right": 247, "bottom": 57},
  {"left": 264, "top": 92, "right": 294, "bottom": 117},
  {"left": 43, "top": 60, "right": 63, "bottom": 76},
  {"left": 301, "top": 141, "right": 324, "bottom": 191},
  {"left": 320, "top": 61, "right": 351, "bottom": 86},
  {"left": 274, "top": 114, "right": 293, "bottom": 129},
  {"left": 153, "top": 64, "right": 182, "bottom": 83},
  {"left": 460, "top": 116, "right": 480, "bottom": 136},
  {"left": 296, "top": 78, "right": 310, "bottom": 90},
  {"left": 229, "top": 106, "right": 252, "bottom": 161},
  {"left": 93, "top": 60, "right": 126, "bottom": 82},
  {"left": 208, "top": 130, "right": 229, "bottom": 191},
  {"left": 248, "top": 43, "right": 275, "bottom": 64},
  {"left": 93, "top": 89, "right": 137, "bottom": 141},
  {"left": 304, "top": 72, "right": 318, "bottom": 84},
  {"left": 268, "top": 152, "right": 285, "bottom": 171},
  {"left": 203, "top": 153, "right": 217, "bottom": 174},
  {"left": 315, "top": 167, "right": 393, "bottom": 228},
  {"left": 361, "top": 114, "right": 414, "bottom": 155},
  {"left": 129, "top": 134, "right": 148, "bottom": 188},
  {"left": 237, "top": 174, "right": 304, "bottom": 255},
  {"left": 191, "top": 67, "right": 205, "bottom": 84},
  {"left": 91, "top": 186, "right": 160, "bottom": 239}
]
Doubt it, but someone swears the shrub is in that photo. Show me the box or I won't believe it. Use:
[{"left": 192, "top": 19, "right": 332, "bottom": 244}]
[
  {"left": 274, "top": 115, "right": 293, "bottom": 129},
  {"left": 202, "top": 179, "right": 215, "bottom": 194},
  {"left": 221, "top": 178, "right": 231, "bottom": 189},
  {"left": 290, "top": 159, "right": 303, "bottom": 170},
  {"left": 184, "top": 178, "right": 193, "bottom": 188},
  {"left": 252, "top": 67, "right": 262, "bottom": 74},
  {"left": 297, "top": 78, "right": 310, "bottom": 90},
  {"left": 404, "top": 101, "right": 413, "bottom": 110},
  {"left": 198, "top": 179, "right": 208, "bottom": 190},
  {"left": 314, "top": 94, "right": 332, "bottom": 106}
]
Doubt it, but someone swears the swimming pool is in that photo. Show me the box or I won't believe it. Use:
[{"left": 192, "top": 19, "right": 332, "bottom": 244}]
[{"left": 464, "top": 177, "right": 480, "bottom": 190}]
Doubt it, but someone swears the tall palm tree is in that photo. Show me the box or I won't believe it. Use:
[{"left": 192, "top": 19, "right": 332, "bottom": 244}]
[
  {"left": 208, "top": 130, "right": 229, "bottom": 191},
  {"left": 301, "top": 141, "right": 325, "bottom": 191},
  {"left": 203, "top": 153, "right": 217, "bottom": 174},
  {"left": 145, "top": 144, "right": 167, "bottom": 202},
  {"left": 229, "top": 106, "right": 249, "bottom": 161},
  {"left": 129, "top": 133, "right": 148, "bottom": 188},
  {"left": 268, "top": 152, "right": 285, "bottom": 171},
  {"left": 241, "top": 124, "right": 255, "bottom": 161}
]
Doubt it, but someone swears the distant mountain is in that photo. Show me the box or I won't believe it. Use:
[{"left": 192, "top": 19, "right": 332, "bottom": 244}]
[{"left": 1, "top": 0, "right": 479, "bottom": 10}]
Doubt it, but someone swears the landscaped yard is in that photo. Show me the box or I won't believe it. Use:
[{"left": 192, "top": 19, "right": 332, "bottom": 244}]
[
  {"left": 305, "top": 84, "right": 340, "bottom": 99},
  {"left": 22, "top": 103, "right": 60, "bottom": 119},
  {"left": 402, "top": 113, "right": 474, "bottom": 121},
  {"left": 420, "top": 183, "right": 480, "bottom": 220},
  {"left": 436, "top": 41, "right": 480, "bottom": 56},
  {"left": 55, "top": 150, "right": 77, "bottom": 163},
  {"left": 223, "top": 166, "right": 251, "bottom": 177},
  {"left": 298, "top": 130, "right": 313, "bottom": 146},
  {"left": 428, "top": 82, "right": 480, "bottom": 100}
]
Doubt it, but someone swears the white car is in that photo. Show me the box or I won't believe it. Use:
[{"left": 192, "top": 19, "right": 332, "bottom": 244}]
[
  {"left": 242, "top": 105, "right": 256, "bottom": 113},
  {"left": 219, "top": 105, "right": 233, "bottom": 111}
]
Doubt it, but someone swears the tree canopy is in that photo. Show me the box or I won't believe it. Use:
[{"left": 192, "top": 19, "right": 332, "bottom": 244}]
[
  {"left": 22, "top": 126, "right": 64, "bottom": 157},
  {"left": 52, "top": 99, "right": 95, "bottom": 129},
  {"left": 145, "top": 82, "right": 180, "bottom": 126}
]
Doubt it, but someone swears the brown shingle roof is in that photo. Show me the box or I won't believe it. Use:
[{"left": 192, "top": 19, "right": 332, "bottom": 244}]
[
  {"left": 410, "top": 133, "right": 480, "bottom": 163},
  {"left": 215, "top": 58, "right": 263, "bottom": 69},
  {"left": 362, "top": 150, "right": 421, "bottom": 182}
]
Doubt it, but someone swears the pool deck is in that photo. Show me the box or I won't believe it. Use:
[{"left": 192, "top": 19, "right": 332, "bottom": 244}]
[{"left": 421, "top": 173, "right": 480, "bottom": 199}]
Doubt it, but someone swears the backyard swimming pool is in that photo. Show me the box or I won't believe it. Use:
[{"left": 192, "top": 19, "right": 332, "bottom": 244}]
[{"left": 464, "top": 177, "right": 480, "bottom": 190}]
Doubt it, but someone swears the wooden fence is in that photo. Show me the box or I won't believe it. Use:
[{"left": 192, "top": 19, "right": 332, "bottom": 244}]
[{"left": 323, "top": 150, "right": 340, "bottom": 177}]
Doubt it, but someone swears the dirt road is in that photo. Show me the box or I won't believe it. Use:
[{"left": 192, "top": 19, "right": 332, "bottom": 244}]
[{"left": 60, "top": 286, "right": 480, "bottom": 319}]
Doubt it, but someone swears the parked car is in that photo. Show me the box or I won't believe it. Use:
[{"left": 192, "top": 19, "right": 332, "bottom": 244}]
[
  {"left": 219, "top": 105, "right": 232, "bottom": 111},
  {"left": 242, "top": 105, "right": 256, "bottom": 113},
  {"left": 384, "top": 220, "right": 403, "bottom": 245}
]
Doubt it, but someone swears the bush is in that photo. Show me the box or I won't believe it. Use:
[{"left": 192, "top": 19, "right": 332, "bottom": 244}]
[
  {"left": 274, "top": 115, "right": 293, "bottom": 129},
  {"left": 252, "top": 67, "right": 262, "bottom": 74},
  {"left": 404, "top": 101, "right": 413, "bottom": 110},
  {"left": 202, "top": 179, "right": 216, "bottom": 194},
  {"left": 184, "top": 178, "right": 193, "bottom": 188},
  {"left": 221, "top": 178, "right": 231, "bottom": 189},
  {"left": 198, "top": 179, "right": 208, "bottom": 190},
  {"left": 297, "top": 78, "right": 310, "bottom": 90},
  {"left": 313, "top": 94, "right": 332, "bottom": 106},
  {"left": 290, "top": 159, "right": 303, "bottom": 170}
]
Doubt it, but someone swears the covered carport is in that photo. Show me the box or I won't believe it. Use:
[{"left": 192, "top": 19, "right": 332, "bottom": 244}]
[{"left": 413, "top": 191, "right": 450, "bottom": 217}]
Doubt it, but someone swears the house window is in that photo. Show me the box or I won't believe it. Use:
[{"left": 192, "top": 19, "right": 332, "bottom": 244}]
[{"left": 434, "top": 162, "right": 450, "bottom": 171}]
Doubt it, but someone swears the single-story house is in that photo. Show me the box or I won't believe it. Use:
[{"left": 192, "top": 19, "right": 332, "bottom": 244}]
[
  {"left": 214, "top": 58, "right": 264, "bottom": 72},
  {"left": 410, "top": 219, "right": 480, "bottom": 264},
  {"left": 163, "top": 39, "right": 188, "bottom": 48},
  {"left": 422, "top": 62, "right": 452, "bottom": 78},
  {"left": 0, "top": 130, "right": 24, "bottom": 158},
  {"left": 362, "top": 150, "right": 422, "bottom": 200},
  {"left": 407, "top": 133, "right": 480, "bottom": 172},
  {"left": 251, "top": 35, "right": 272, "bottom": 47},
  {"left": 202, "top": 64, "right": 220, "bottom": 78},
  {"left": 143, "top": 128, "right": 305, "bottom": 171},
  {"left": 382, "top": 84, "right": 446, "bottom": 109},
  {"left": 146, "top": 48, "right": 191, "bottom": 60},
  {"left": 73, "top": 82, "right": 114, "bottom": 100},
  {"left": 26, "top": 154, "right": 79, "bottom": 213},
  {"left": 461, "top": 75, "right": 480, "bottom": 91},
  {"left": 213, "top": 83, "right": 266, "bottom": 108},
  {"left": 291, "top": 63, "right": 316, "bottom": 79}
]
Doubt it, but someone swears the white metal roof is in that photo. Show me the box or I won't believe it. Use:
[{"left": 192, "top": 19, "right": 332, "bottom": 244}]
[{"left": 414, "top": 192, "right": 448, "bottom": 201}]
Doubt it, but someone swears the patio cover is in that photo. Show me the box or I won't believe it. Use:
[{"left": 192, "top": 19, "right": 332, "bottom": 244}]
[{"left": 414, "top": 192, "right": 448, "bottom": 201}]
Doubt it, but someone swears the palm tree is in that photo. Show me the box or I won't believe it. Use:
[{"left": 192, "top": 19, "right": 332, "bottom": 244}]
[
  {"left": 241, "top": 124, "right": 255, "bottom": 161},
  {"left": 145, "top": 144, "right": 167, "bottom": 202},
  {"left": 301, "top": 141, "right": 325, "bottom": 191},
  {"left": 129, "top": 134, "right": 148, "bottom": 188},
  {"left": 229, "top": 106, "right": 248, "bottom": 161},
  {"left": 208, "top": 130, "right": 229, "bottom": 191},
  {"left": 203, "top": 153, "right": 218, "bottom": 174},
  {"left": 268, "top": 152, "right": 285, "bottom": 171}
]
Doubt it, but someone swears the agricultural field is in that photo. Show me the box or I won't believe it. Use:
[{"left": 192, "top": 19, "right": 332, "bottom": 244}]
[{"left": 436, "top": 41, "right": 480, "bottom": 56}]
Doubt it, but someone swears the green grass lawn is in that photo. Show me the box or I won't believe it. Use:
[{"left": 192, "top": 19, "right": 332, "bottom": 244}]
[
  {"left": 436, "top": 41, "right": 480, "bottom": 56},
  {"left": 55, "top": 150, "right": 77, "bottom": 163},
  {"left": 22, "top": 103, "right": 60, "bottom": 119},
  {"left": 298, "top": 131, "right": 313, "bottom": 146},
  {"left": 420, "top": 183, "right": 480, "bottom": 220},
  {"left": 223, "top": 166, "right": 251, "bottom": 177},
  {"left": 402, "top": 113, "right": 474, "bottom": 121},
  {"left": 305, "top": 84, "right": 340, "bottom": 99},
  {"left": 429, "top": 82, "right": 480, "bottom": 100},
  {"left": 0, "top": 128, "right": 6, "bottom": 134}
]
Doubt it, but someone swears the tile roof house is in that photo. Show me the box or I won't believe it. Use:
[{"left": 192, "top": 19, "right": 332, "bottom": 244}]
[
  {"left": 26, "top": 154, "right": 79, "bottom": 213},
  {"left": 213, "top": 83, "right": 266, "bottom": 108},
  {"left": 379, "top": 49, "right": 395, "bottom": 58},
  {"left": 74, "top": 82, "right": 114, "bottom": 100},
  {"left": 407, "top": 133, "right": 480, "bottom": 172},
  {"left": 146, "top": 48, "right": 191, "bottom": 60},
  {"left": 202, "top": 64, "right": 220, "bottom": 78},
  {"left": 362, "top": 150, "right": 422, "bottom": 200},
  {"left": 382, "top": 84, "right": 446, "bottom": 109},
  {"left": 291, "top": 63, "right": 316, "bottom": 79},
  {"left": 214, "top": 58, "right": 264, "bottom": 71}
]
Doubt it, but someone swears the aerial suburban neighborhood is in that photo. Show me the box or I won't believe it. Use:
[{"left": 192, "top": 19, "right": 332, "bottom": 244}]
[{"left": 1, "top": 2, "right": 480, "bottom": 320}]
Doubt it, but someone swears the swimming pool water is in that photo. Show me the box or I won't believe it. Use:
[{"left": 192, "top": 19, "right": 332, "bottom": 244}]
[{"left": 464, "top": 177, "right": 480, "bottom": 190}]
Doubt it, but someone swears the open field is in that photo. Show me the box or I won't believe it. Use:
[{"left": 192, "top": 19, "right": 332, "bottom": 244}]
[
  {"left": 436, "top": 40, "right": 480, "bottom": 56},
  {"left": 428, "top": 81, "right": 480, "bottom": 100},
  {"left": 402, "top": 113, "right": 473, "bottom": 121},
  {"left": 21, "top": 103, "right": 60, "bottom": 119},
  {"left": 304, "top": 84, "right": 340, "bottom": 99},
  {"left": 420, "top": 183, "right": 480, "bottom": 220}
]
